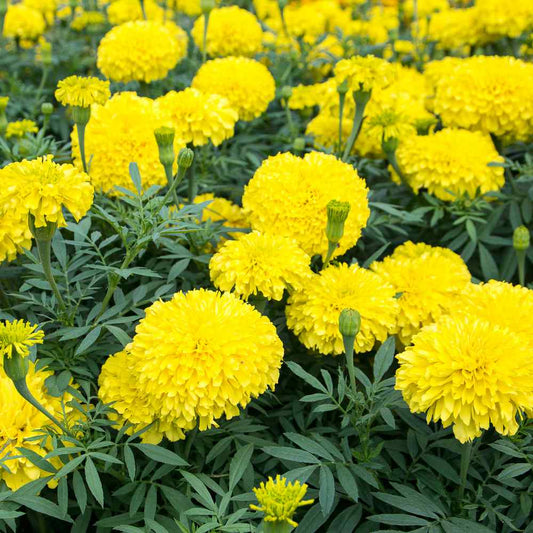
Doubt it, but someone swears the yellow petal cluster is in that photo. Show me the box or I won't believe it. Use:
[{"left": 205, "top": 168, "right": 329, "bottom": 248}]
[
  {"left": 242, "top": 152, "right": 370, "bottom": 259},
  {"left": 250, "top": 475, "right": 314, "bottom": 527},
  {"left": 98, "top": 289, "right": 284, "bottom": 443},
  {"left": 0, "top": 210, "right": 32, "bottom": 263},
  {"left": 286, "top": 263, "right": 399, "bottom": 355},
  {"left": 71, "top": 10, "right": 107, "bottom": 32},
  {"left": 395, "top": 315, "right": 533, "bottom": 443},
  {"left": 55, "top": 75, "right": 111, "bottom": 108},
  {"left": 192, "top": 7, "right": 263, "bottom": 58},
  {"left": 334, "top": 55, "right": 396, "bottom": 92},
  {"left": 475, "top": 0, "right": 533, "bottom": 41},
  {"left": 0, "top": 320, "right": 44, "bottom": 359},
  {"left": 0, "top": 156, "right": 94, "bottom": 228},
  {"left": 192, "top": 193, "right": 249, "bottom": 237},
  {"left": 371, "top": 242, "right": 471, "bottom": 345},
  {"left": 210, "top": 231, "right": 312, "bottom": 301},
  {"left": 427, "top": 56, "right": 533, "bottom": 141},
  {"left": 395, "top": 128, "right": 505, "bottom": 201},
  {"left": 155, "top": 88, "right": 238, "bottom": 147},
  {"left": 97, "top": 21, "right": 188, "bottom": 83},
  {"left": 3, "top": 4, "right": 46, "bottom": 42},
  {"left": 6, "top": 119, "right": 38, "bottom": 139},
  {"left": 192, "top": 57, "right": 276, "bottom": 121},
  {"left": 107, "top": 0, "right": 164, "bottom": 24}
]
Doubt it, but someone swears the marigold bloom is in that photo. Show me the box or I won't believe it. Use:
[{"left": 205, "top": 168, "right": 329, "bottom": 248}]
[
  {"left": 3, "top": 4, "right": 46, "bottom": 42},
  {"left": 210, "top": 232, "right": 312, "bottom": 301},
  {"left": 192, "top": 7, "right": 263, "bottom": 58},
  {"left": 476, "top": 0, "right": 533, "bottom": 41},
  {"left": 97, "top": 21, "right": 188, "bottom": 83},
  {"left": 286, "top": 263, "right": 399, "bottom": 355},
  {"left": 155, "top": 88, "right": 238, "bottom": 147},
  {"left": 98, "top": 290, "right": 284, "bottom": 443},
  {"left": 394, "top": 129, "right": 505, "bottom": 201},
  {"left": 371, "top": 242, "right": 471, "bottom": 344},
  {"left": 6, "top": 120, "right": 38, "bottom": 139},
  {"left": 71, "top": 10, "right": 107, "bottom": 31},
  {"left": 0, "top": 157, "right": 94, "bottom": 228},
  {"left": 192, "top": 57, "right": 276, "bottom": 121},
  {"left": 242, "top": 152, "right": 370, "bottom": 259},
  {"left": 396, "top": 315, "right": 533, "bottom": 443},
  {"left": 427, "top": 7, "right": 485, "bottom": 50},
  {"left": 55, "top": 76, "right": 111, "bottom": 109},
  {"left": 250, "top": 475, "right": 314, "bottom": 527},
  {"left": 0, "top": 211, "right": 32, "bottom": 263},
  {"left": 0, "top": 320, "right": 44, "bottom": 359},
  {"left": 334, "top": 55, "right": 396, "bottom": 92},
  {"left": 192, "top": 193, "right": 249, "bottom": 236},
  {"left": 107, "top": 0, "right": 164, "bottom": 24}
]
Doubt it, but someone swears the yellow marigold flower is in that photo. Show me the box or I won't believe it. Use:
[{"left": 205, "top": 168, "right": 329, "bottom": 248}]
[
  {"left": 71, "top": 10, "right": 107, "bottom": 32},
  {"left": 193, "top": 193, "right": 249, "bottom": 236},
  {"left": 55, "top": 75, "right": 111, "bottom": 109},
  {"left": 395, "top": 315, "right": 533, "bottom": 443},
  {"left": 394, "top": 128, "right": 505, "bottom": 201},
  {"left": 0, "top": 156, "right": 94, "bottom": 228},
  {"left": 334, "top": 55, "right": 396, "bottom": 93},
  {"left": 476, "top": 0, "right": 533, "bottom": 41},
  {"left": 242, "top": 152, "right": 370, "bottom": 259},
  {"left": 0, "top": 320, "right": 44, "bottom": 359},
  {"left": 23, "top": 0, "right": 57, "bottom": 25},
  {"left": 97, "top": 21, "right": 188, "bottom": 83},
  {"left": 192, "top": 7, "right": 263, "bottom": 58},
  {"left": 427, "top": 7, "right": 486, "bottom": 50},
  {"left": 3, "top": 4, "right": 46, "bottom": 42},
  {"left": 402, "top": 0, "right": 449, "bottom": 20},
  {"left": 107, "top": 0, "right": 164, "bottom": 24},
  {"left": 288, "top": 80, "right": 337, "bottom": 110},
  {"left": 166, "top": 0, "right": 207, "bottom": 16},
  {"left": 286, "top": 263, "right": 399, "bottom": 355},
  {"left": 0, "top": 362, "right": 73, "bottom": 490},
  {"left": 155, "top": 88, "right": 238, "bottom": 147},
  {"left": 72, "top": 92, "right": 183, "bottom": 195},
  {"left": 250, "top": 475, "right": 314, "bottom": 527},
  {"left": 192, "top": 57, "right": 276, "bottom": 121},
  {"left": 5, "top": 119, "right": 38, "bottom": 139},
  {"left": 209, "top": 231, "right": 312, "bottom": 301},
  {"left": 371, "top": 242, "right": 471, "bottom": 344},
  {"left": 428, "top": 56, "right": 533, "bottom": 141},
  {"left": 98, "top": 289, "right": 284, "bottom": 443},
  {"left": 367, "top": 109, "right": 416, "bottom": 143},
  {"left": 0, "top": 211, "right": 32, "bottom": 263}
]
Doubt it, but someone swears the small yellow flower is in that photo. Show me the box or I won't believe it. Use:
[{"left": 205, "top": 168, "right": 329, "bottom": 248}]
[
  {"left": 55, "top": 75, "right": 111, "bottom": 109},
  {"left": 334, "top": 55, "right": 396, "bottom": 93},
  {"left": 6, "top": 120, "right": 38, "bottom": 139},
  {"left": 0, "top": 320, "right": 44, "bottom": 359},
  {"left": 250, "top": 475, "right": 314, "bottom": 527}
]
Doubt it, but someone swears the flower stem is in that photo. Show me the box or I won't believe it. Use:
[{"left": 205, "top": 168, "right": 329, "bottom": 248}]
[
  {"left": 202, "top": 12, "right": 210, "bottom": 63},
  {"left": 323, "top": 241, "right": 337, "bottom": 268},
  {"left": 337, "top": 90, "right": 346, "bottom": 157},
  {"left": 263, "top": 522, "right": 294, "bottom": 533},
  {"left": 342, "top": 90, "right": 371, "bottom": 162},
  {"left": 140, "top": 0, "right": 147, "bottom": 19},
  {"left": 458, "top": 440, "right": 473, "bottom": 504},
  {"left": 342, "top": 334, "right": 357, "bottom": 397},
  {"left": 516, "top": 249, "right": 526, "bottom": 286},
  {"left": 77, "top": 121, "right": 88, "bottom": 174}
]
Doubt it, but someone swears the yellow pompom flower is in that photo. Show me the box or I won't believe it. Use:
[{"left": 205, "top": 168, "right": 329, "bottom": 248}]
[
  {"left": 55, "top": 76, "right": 111, "bottom": 109},
  {"left": 192, "top": 193, "right": 249, "bottom": 237},
  {"left": 286, "top": 263, "right": 399, "bottom": 355},
  {"left": 97, "top": 21, "right": 188, "bottom": 83},
  {"left": 427, "top": 7, "right": 486, "bottom": 51},
  {"left": 5, "top": 119, "right": 38, "bottom": 139},
  {"left": 476, "top": 0, "right": 533, "bottom": 41},
  {"left": 371, "top": 242, "right": 471, "bottom": 345},
  {"left": 334, "top": 55, "right": 396, "bottom": 93},
  {"left": 0, "top": 157, "right": 94, "bottom": 228},
  {"left": 209, "top": 232, "right": 312, "bottom": 301},
  {"left": 250, "top": 475, "right": 314, "bottom": 527},
  {"left": 107, "top": 0, "right": 164, "bottom": 24},
  {"left": 192, "top": 57, "right": 276, "bottom": 121},
  {"left": 242, "top": 152, "right": 370, "bottom": 260},
  {"left": 155, "top": 88, "right": 238, "bottom": 147},
  {"left": 428, "top": 56, "right": 533, "bottom": 141},
  {"left": 288, "top": 80, "right": 337, "bottom": 111},
  {"left": 98, "top": 289, "right": 284, "bottom": 443},
  {"left": 72, "top": 92, "right": 183, "bottom": 195},
  {"left": 395, "top": 315, "right": 533, "bottom": 443},
  {"left": 192, "top": 7, "right": 263, "bottom": 58},
  {"left": 23, "top": 0, "right": 57, "bottom": 25},
  {"left": 0, "top": 211, "right": 32, "bottom": 263},
  {"left": 394, "top": 129, "right": 505, "bottom": 201},
  {"left": 166, "top": 0, "right": 205, "bottom": 16},
  {"left": 71, "top": 10, "right": 107, "bottom": 32},
  {"left": 0, "top": 320, "right": 44, "bottom": 359},
  {"left": 3, "top": 4, "right": 46, "bottom": 42}
]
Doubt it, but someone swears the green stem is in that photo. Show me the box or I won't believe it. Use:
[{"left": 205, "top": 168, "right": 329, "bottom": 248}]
[
  {"left": 202, "top": 12, "right": 210, "bottom": 63},
  {"left": 184, "top": 426, "right": 198, "bottom": 460},
  {"left": 323, "top": 241, "right": 337, "bottom": 268},
  {"left": 77, "top": 121, "right": 88, "bottom": 174},
  {"left": 188, "top": 163, "right": 197, "bottom": 202},
  {"left": 458, "top": 440, "right": 473, "bottom": 505},
  {"left": 337, "top": 91, "right": 346, "bottom": 157},
  {"left": 139, "top": 0, "right": 147, "bottom": 19},
  {"left": 285, "top": 101, "right": 295, "bottom": 138},
  {"left": 263, "top": 522, "right": 294, "bottom": 533},
  {"left": 385, "top": 146, "right": 410, "bottom": 190},
  {"left": 162, "top": 163, "right": 179, "bottom": 206},
  {"left": 34, "top": 68, "right": 49, "bottom": 110},
  {"left": 342, "top": 90, "right": 371, "bottom": 162},
  {"left": 342, "top": 335, "right": 357, "bottom": 397},
  {"left": 35, "top": 235, "right": 67, "bottom": 313},
  {"left": 516, "top": 249, "right": 526, "bottom": 286},
  {"left": 163, "top": 162, "right": 189, "bottom": 205}
]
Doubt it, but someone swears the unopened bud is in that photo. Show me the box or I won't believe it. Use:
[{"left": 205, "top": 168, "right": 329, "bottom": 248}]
[
  {"left": 200, "top": 0, "right": 215, "bottom": 14},
  {"left": 280, "top": 85, "right": 292, "bottom": 100},
  {"left": 178, "top": 147, "right": 194, "bottom": 170},
  {"left": 155, "top": 126, "right": 175, "bottom": 168},
  {"left": 39, "top": 41, "right": 53, "bottom": 68},
  {"left": 3, "top": 353, "right": 29, "bottom": 383},
  {"left": 337, "top": 79, "right": 349, "bottom": 96},
  {"left": 41, "top": 102, "right": 54, "bottom": 116},
  {"left": 514, "top": 226, "right": 530, "bottom": 252},
  {"left": 382, "top": 135, "right": 399, "bottom": 155},
  {"left": 339, "top": 308, "right": 361, "bottom": 339},
  {"left": 71, "top": 105, "right": 91, "bottom": 126},
  {"left": 326, "top": 200, "right": 350, "bottom": 245},
  {"left": 293, "top": 137, "right": 305, "bottom": 151}
]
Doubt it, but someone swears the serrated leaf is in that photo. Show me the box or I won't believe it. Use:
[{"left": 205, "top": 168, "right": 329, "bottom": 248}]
[
  {"left": 134, "top": 443, "right": 188, "bottom": 466},
  {"left": 85, "top": 457, "right": 104, "bottom": 507},
  {"left": 319, "top": 466, "right": 335, "bottom": 516},
  {"left": 336, "top": 465, "right": 358, "bottom": 502},
  {"left": 229, "top": 444, "right": 254, "bottom": 491}
]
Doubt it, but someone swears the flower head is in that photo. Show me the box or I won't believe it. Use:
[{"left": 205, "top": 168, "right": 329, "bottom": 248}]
[
  {"left": 0, "top": 211, "right": 32, "bottom": 263},
  {"left": 192, "top": 57, "right": 275, "bottom": 121},
  {"left": 250, "top": 475, "right": 314, "bottom": 527},
  {"left": 396, "top": 315, "right": 533, "bottom": 442},
  {"left": 334, "top": 55, "right": 396, "bottom": 93},
  {"left": 0, "top": 156, "right": 94, "bottom": 228},
  {"left": 107, "top": 0, "right": 164, "bottom": 24},
  {"left": 192, "top": 6, "right": 263, "bottom": 58},
  {"left": 3, "top": 4, "right": 46, "bottom": 42},
  {"left": 55, "top": 75, "right": 111, "bottom": 108},
  {"left": 286, "top": 263, "right": 399, "bottom": 355},
  {"left": 0, "top": 320, "right": 44, "bottom": 359},
  {"left": 97, "top": 21, "right": 188, "bottom": 83},
  {"left": 371, "top": 242, "right": 471, "bottom": 344},
  {"left": 210, "top": 231, "right": 312, "bottom": 301},
  {"left": 243, "top": 152, "right": 370, "bottom": 260},
  {"left": 71, "top": 10, "right": 107, "bottom": 32},
  {"left": 98, "top": 290, "right": 284, "bottom": 443},
  {"left": 6, "top": 120, "right": 38, "bottom": 139}
]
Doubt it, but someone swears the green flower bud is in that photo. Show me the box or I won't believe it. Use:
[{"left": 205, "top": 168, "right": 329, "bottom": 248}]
[
  {"left": 201, "top": 0, "right": 215, "bottom": 14},
  {"left": 382, "top": 135, "right": 399, "bottom": 155},
  {"left": 339, "top": 308, "right": 361, "bottom": 339},
  {"left": 71, "top": 105, "right": 91, "bottom": 127},
  {"left": 337, "top": 79, "right": 349, "bottom": 96},
  {"left": 293, "top": 137, "right": 305, "bottom": 151},
  {"left": 178, "top": 147, "right": 194, "bottom": 170},
  {"left": 28, "top": 216, "right": 57, "bottom": 242},
  {"left": 41, "top": 102, "right": 54, "bottom": 116},
  {"left": 326, "top": 200, "right": 350, "bottom": 245},
  {"left": 514, "top": 225, "right": 530, "bottom": 252},
  {"left": 155, "top": 126, "right": 175, "bottom": 169},
  {"left": 280, "top": 86, "right": 292, "bottom": 100},
  {"left": 3, "top": 353, "right": 29, "bottom": 383}
]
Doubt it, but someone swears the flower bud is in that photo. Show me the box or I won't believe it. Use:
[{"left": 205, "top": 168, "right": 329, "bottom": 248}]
[
  {"left": 39, "top": 40, "right": 53, "bottom": 68},
  {"left": 178, "top": 147, "right": 194, "bottom": 170},
  {"left": 155, "top": 126, "right": 175, "bottom": 169},
  {"left": 382, "top": 135, "right": 399, "bottom": 155},
  {"left": 326, "top": 200, "right": 350, "bottom": 245},
  {"left": 514, "top": 225, "right": 530, "bottom": 252},
  {"left": 41, "top": 102, "right": 54, "bottom": 116},
  {"left": 339, "top": 308, "right": 361, "bottom": 339},
  {"left": 337, "top": 79, "right": 349, "bottom": 96},
  {"left": 71, "top": 105, "right": 91, "bottom": 127},
  {"left": 293, "top": 137, "right": 305, "bottom": 151},
  {"left": 280, "top": 85, "right": 292, "bottom": 100},
  {"left": 201, "top": 0, "right": 215, "bottom": 14},
  {"left": 3, "top": 353, "right": 29, "bottom": 383}
]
